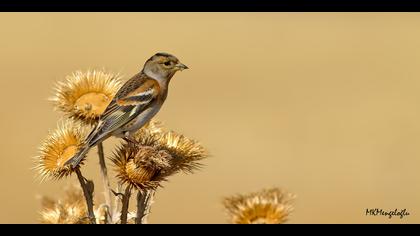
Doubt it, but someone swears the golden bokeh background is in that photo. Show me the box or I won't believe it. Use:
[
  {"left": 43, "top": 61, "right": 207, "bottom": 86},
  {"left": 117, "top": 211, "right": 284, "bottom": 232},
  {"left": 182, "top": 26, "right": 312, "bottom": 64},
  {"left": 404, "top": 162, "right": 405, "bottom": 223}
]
[{"left": 0, "top": 13, "right": 419, "bottom": 223}]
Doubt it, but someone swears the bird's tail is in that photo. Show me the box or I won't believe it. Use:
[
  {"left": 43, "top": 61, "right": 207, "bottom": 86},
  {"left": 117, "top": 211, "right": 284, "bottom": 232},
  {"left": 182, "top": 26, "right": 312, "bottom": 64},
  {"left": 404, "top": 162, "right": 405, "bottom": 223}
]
[
  {"left": 65, "top": 124, "right": 101, "bottom": 168},
  {"left": 65, "top": 145, "right": 91, "bottom": 168}
]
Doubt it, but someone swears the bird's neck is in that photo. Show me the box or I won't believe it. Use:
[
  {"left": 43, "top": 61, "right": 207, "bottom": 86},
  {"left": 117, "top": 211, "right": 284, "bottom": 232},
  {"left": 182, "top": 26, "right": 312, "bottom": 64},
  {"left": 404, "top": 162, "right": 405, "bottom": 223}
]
[
  {"left": 142, "top": 69, "right": 171, "bottom": 99},
  {"left": 143, "top": 68, "right": 173, "bottom": 86}
]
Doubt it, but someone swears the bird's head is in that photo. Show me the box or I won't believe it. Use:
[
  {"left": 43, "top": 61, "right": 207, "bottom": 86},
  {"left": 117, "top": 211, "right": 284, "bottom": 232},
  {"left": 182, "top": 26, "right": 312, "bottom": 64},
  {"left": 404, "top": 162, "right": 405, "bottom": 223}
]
[{"left": 143, "top": 52, "right": 188, "bottom": 80}]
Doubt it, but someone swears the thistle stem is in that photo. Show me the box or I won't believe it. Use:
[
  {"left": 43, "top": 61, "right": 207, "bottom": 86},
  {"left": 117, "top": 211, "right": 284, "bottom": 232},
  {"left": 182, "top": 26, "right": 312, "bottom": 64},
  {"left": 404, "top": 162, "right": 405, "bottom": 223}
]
[
  {"left": 75, "top": 168, "right": 96, "bottom": 224},
  {"left": 111, "top": 183, "right": 123, "bottom": 224},
  {"left": 135, "top": 190, "right": 155, "bottom": 224},
  {"left": 120, "top": 185, "right": 132, "bottom": 224},
  {"left": 97, "top": 142, "right": 113, "bottom": 223}
]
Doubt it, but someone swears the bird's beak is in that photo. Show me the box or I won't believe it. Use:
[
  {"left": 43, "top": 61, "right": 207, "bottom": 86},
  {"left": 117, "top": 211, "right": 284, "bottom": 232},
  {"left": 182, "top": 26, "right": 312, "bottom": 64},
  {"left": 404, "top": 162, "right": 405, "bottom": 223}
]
[{"left": 175, "top": 63, "right": 189, "bottom": 71}]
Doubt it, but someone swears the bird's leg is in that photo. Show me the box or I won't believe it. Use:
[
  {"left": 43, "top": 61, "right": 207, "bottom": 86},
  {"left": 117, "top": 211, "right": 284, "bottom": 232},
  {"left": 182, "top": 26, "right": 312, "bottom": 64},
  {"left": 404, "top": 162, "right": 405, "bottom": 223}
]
[{"left": 123, "top": 131, "right": 136, "bottom": 143}]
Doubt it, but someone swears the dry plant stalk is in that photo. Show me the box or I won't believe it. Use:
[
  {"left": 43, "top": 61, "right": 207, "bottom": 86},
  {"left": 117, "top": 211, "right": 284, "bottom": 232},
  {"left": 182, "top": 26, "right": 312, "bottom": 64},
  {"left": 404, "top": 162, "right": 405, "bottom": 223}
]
[
  {"left": 136, "top": 190, "right": 155, "bottom": 224},
  {"left": 120, "top": 185, "right": 132, "bottom": 224},
  {"left": 97, "top": 142, "right": 113, "bottom": 220},
  {"left": 75, "top": 168, "right": 96, "bottom": 223},
  {"left": 35, "top": 69, "right": 209, "bottom": 224}
]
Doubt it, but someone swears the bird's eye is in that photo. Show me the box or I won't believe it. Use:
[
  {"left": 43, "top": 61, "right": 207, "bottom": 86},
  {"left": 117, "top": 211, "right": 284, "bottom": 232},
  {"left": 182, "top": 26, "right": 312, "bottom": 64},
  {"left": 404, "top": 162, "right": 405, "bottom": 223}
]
[{"left": 164, "top": 61, "right": 171, "bottom": 66}]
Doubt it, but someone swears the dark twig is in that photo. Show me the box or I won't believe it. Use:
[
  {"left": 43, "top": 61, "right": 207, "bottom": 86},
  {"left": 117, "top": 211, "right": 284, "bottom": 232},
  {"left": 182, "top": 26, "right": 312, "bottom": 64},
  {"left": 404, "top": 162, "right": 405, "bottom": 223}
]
[
  {"left": 75, "top": 168, "right": 96, "bottom": 224},
  {"left": 135, "top": 190, "right": 155, "bottom": 224},
  {"left": 120, "top": 185, "right": 132, "bottom": 224}
]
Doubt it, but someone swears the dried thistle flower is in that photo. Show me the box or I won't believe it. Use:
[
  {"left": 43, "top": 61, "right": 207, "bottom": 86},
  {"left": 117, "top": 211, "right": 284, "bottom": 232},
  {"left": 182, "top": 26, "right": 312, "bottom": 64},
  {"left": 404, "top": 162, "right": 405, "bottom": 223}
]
[
  {"left": 111, "top": 129, "right": 208, "bottom": 190},
  {"left": 157, "top": 131, "right": 207, "bottom": 174},
  {"left": 39, "top": 185, "right": 89, "bottom": 224},
  {"left": 50, "top": 69, "right": 122, "bottom": 125},
  {"left": 223, "top": 188, "right": 295, "bottom": 224},
  {"left": 112, "top": 144, "right": 171, "bottom": 189},
  {"left": 35, "top": 120, "right": 89, "bottom": 180},
  {"left": 40, "top": 185, "right": 109, "bottom": 224}
]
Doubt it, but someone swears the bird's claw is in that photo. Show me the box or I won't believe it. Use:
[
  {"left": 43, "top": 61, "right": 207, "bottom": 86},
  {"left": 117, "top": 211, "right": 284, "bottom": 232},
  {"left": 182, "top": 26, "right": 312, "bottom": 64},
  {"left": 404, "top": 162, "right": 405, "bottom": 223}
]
[{"left": 123, "top": 136, "right": 136, "bottom": 144}]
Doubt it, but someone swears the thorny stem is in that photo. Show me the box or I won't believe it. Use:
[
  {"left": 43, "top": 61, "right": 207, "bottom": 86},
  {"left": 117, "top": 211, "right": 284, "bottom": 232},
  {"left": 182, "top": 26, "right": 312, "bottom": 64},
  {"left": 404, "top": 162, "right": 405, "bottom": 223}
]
[
  {"left": 111, "top": 183, "right": 123, "bottom": 224},
  {"left": 136, "top": 190, "right": 155, "bottom": 224},
  {"left": 120, "top": 185, "right": 132, "bottom": 224},
  {"left": 75, "top": 168, "right": 96, "bottom": 224},
  {"left": 97, "top": 142, "right": 113, "bottom": 223}
]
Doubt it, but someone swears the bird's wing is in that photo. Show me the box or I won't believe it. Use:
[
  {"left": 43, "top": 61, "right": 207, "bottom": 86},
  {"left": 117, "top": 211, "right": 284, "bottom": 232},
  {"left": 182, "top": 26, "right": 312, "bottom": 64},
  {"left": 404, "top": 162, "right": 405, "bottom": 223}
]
[{"left": 87, "top": 74, "right": 160, "bottom": 145}]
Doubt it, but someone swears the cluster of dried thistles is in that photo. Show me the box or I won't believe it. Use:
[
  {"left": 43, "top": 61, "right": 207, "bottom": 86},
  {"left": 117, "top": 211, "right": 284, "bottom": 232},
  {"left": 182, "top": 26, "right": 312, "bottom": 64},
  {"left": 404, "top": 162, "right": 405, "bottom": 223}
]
[
  {"left": 35, "top": 69, "right": 295, "bottom": 224},
  {"left": 35, "top": 69, "right": 209, "bottom": 224}
]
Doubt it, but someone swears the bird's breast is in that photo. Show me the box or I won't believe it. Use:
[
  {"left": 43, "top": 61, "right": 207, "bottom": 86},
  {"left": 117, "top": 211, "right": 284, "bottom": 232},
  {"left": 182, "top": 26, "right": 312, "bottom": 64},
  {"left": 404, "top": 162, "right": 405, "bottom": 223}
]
[{"left": 122, "top": 104, "right": 162, "bottom": 135}]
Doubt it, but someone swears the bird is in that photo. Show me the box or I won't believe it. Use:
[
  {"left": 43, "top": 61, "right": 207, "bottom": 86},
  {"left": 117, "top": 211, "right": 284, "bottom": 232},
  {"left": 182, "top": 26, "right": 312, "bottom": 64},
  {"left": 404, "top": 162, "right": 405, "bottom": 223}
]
[{"left": 65, "top": 52, "right": 188, "bottom": 168}]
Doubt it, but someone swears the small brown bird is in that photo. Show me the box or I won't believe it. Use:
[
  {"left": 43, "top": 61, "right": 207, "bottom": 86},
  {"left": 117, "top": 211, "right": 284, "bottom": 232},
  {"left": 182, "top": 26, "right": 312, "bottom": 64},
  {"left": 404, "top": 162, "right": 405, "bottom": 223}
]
[{"left": 65, "top": 52, "right": 188, "bottom": 168}]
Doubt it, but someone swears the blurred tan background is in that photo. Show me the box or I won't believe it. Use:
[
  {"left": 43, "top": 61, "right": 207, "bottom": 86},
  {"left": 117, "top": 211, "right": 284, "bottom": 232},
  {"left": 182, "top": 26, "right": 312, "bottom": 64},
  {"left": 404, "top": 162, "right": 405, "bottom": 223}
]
[{"left": 0, "top": 13, "right": 419, "bottom": 223}]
